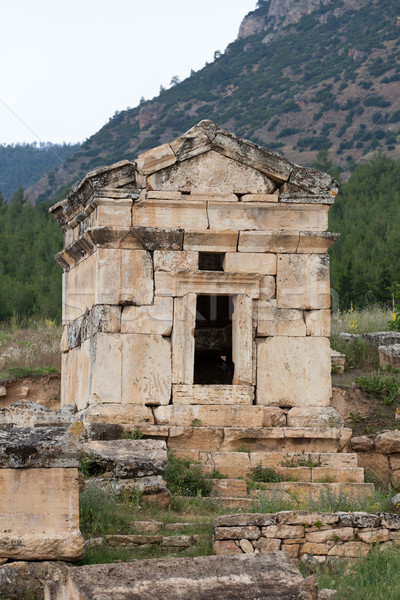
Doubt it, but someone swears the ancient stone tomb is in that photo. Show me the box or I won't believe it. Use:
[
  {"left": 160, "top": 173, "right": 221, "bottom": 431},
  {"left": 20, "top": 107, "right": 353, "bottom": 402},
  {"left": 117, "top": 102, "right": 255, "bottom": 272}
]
[{"left": 51, "top": 119, "right": 339, "bottom": 426}]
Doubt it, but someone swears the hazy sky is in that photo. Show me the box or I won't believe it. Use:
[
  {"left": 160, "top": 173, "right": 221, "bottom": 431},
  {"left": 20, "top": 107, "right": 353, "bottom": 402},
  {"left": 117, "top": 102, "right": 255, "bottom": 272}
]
[{"left": 0, "top": 0, "right": 257, "bottom": 145}]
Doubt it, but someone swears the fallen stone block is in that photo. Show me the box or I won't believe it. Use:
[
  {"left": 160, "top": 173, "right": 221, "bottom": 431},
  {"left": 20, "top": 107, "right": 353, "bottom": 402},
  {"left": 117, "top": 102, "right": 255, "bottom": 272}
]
[
  {"left": 45, "top": 553, "right": 307, "bottom": 600},
  {"left": 82, "top": 439, "right": 167, "bottom": 478},
  {"left": 379, "top": 343, "right": 400, "bottom": 368}
]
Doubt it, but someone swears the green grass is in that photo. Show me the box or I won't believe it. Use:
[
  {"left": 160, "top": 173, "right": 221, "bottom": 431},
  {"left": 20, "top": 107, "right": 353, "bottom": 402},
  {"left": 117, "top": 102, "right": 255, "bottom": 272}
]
[
  {"left": 305, "top": 545, "right": 400, "bottom": 599},
  {"left": 331, "top": 306, "right": 391, "bottom": 336},
  {"left": 0, "top": 365, "right": 58, "bottom": 380},
  {"left": 164, "top": 451, "right": 213, "bottom": 497}
]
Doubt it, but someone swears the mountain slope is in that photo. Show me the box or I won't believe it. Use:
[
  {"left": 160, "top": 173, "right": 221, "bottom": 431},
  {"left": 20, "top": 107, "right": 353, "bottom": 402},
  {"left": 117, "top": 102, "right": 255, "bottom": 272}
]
[{"left": 28, "top": 0, "right": 400, "bottom": 202}]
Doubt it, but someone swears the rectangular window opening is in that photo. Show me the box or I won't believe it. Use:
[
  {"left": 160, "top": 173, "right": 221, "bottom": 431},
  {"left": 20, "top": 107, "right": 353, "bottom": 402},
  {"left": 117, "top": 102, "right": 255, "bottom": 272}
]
[
  {"left": 198, "top": 252, "right": 225, "bottom": 271},
  {"left": 194, "top": 295, "right": 234, "bottom": 385}
]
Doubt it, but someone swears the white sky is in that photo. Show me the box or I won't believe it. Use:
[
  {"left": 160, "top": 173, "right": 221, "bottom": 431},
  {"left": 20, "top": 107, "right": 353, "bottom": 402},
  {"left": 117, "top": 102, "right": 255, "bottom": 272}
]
[{"left": 0, "top": 0, "right": 257, "bottom": 145}]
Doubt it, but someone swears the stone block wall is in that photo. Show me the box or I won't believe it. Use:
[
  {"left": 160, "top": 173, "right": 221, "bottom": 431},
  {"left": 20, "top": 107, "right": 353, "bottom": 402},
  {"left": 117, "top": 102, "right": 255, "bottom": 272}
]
[
  {"left": 213, "top": 511, "right": 400, "bottom": 561},
  {"left": 51, "top": 120, "right": 340, "bottom": 423}
]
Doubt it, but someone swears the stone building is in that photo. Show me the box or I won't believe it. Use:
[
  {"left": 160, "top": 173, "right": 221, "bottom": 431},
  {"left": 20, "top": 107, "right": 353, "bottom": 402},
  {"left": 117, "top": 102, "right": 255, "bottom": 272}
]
[{"left": 51, "top": 121, "right": 370, "bottom": 499}]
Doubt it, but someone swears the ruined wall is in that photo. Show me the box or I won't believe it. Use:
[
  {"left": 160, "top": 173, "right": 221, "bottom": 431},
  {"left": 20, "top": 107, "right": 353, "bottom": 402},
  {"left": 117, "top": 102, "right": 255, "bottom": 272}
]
[{"left": 51, "top": 121, "right": 339, "bottom": 426}]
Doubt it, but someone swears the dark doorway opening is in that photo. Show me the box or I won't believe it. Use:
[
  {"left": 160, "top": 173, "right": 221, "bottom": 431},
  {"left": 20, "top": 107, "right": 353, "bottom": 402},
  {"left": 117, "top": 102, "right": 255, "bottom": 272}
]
[{"left": 194, "top": 295, "right": 234, "bottom": 384}]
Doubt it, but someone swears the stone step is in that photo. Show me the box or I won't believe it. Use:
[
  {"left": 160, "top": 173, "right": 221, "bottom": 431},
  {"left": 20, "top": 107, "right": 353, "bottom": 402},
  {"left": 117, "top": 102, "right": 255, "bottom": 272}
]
[
  {"left": 250, "top": 481, "right": 374, "bottom": 500},
  {"left": 211, "top": 479, "right": 248, "bottom": 498},
  {"left": 166, "top": 426, "right": 352, "bottom": 453},
  {"left": 197, "top": 453, "right": 364, "bottom": 482}
]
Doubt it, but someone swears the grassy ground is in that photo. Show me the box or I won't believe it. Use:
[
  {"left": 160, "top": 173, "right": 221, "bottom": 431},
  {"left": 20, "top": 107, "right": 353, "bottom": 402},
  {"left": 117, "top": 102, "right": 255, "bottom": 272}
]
[{"left": 0, "top": 318, "right": 61, "bottom": 380}]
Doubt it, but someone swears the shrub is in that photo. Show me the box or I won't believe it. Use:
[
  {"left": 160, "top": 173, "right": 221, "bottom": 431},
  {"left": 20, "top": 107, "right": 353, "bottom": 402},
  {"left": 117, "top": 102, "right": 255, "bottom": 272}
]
[
  {"left": 247, "top": 463, "right": 284, "bottom": 483},
  {"left": 164, "top": 452, "right": 213, "bottom": 497},
  {"left": 79, "top": 482, "right": 134, "bottom": 538}
]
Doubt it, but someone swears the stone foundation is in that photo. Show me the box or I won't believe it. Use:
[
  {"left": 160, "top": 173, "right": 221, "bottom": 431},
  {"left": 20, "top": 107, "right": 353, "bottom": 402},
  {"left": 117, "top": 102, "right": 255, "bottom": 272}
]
[{"left": 213, "top": 511, "right": 400, "bottom": 561}]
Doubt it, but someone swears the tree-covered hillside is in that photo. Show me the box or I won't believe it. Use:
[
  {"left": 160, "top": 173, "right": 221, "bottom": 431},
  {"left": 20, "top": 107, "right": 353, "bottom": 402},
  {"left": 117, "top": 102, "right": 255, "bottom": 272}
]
[
  {"left": 0, "top": 143, "right": 79, "bottom": 200},
  {"left": 0, "top": 154, "right": 399, "bottom": 322},
  {"left": 0, "top": 188, "right": 64, "bottom": 322},
  {"left": 329, "top": 153, "right": 400, "bottom": 309},
  {"left": 27, "top": 0, "right": 400, "bottom": 203}
]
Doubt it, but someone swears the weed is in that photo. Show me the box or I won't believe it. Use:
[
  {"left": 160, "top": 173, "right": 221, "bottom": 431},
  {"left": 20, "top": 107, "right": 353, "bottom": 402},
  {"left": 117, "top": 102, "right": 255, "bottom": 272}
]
[
  {"left": 0, "top": 365, "right": 59, "bottom": 380},
  {"left": 281, "top": 450, "right": 322, "bottom": 468},
  {"left": 364, "top": 426, "right": 375, "bottom": 435},
  {"left": 191, "top": 418, "right": 202, "bottom": 427},
  {"left": 347, "top": 410, "right": 367, "bottom": 424},
  {"left": 236, "top": 446, "right": 250, "bottom": 453},
  {"left": 312, "top": 544, "right": 400, "bottom": 599},
  {"left": 315, "top": 519, "right": 323, "bottom": 529},
  {"left": 123, "top": 428, "right": 144, "bottom": 440},
  {"left": 79, "top": 482, "right": 135, "bottom": 538},
  {"left": 247, "top": 463, "right": 284, "bottom": 483},
  {"left": 212, "top": 469, "right": 227, "bottom": 480},
  {"left": 164, "top": 451, "right": 213, "bottom": 497},
  {"left": 355, "top": 371, "right": 400, "bottom": 405}
]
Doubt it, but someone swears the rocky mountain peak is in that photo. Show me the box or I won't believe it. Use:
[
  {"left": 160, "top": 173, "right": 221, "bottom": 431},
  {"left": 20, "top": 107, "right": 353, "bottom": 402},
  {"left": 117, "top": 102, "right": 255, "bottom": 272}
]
[{"left": 238, "top": 0, "right": 332, "bottom": 39}]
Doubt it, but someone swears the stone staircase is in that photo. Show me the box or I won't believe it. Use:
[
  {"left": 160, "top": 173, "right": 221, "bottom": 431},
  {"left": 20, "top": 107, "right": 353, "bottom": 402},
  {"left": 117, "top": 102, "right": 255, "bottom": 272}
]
[{"left": 137, "top": 417, "right": 374, "bottom": 505}]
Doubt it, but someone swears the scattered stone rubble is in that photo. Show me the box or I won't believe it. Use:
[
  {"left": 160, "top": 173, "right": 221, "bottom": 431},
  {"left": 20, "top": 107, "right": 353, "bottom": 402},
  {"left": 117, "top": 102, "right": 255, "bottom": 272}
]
[{"left": 213, "top": 511, "right": 400, "bottom": 561}]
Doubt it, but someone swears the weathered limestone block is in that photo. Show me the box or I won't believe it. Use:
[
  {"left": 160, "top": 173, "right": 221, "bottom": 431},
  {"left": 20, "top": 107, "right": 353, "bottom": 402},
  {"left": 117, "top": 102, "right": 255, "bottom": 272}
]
[
  {"left": 136, "top": 143, "right": 176, "bottom": 175},
  {"left": 189, "top": 191, "right": 238, "bottom": 202},
  {"left": 0, "top": 561, "right": 68, "bottom": 600},
  {"left": 80, "top": 305, "right": 121, "bottom": 341},
  {"left": 169, "top": 120, "right": 215, "bottom": 162},
  {"left": 241, "top": 193, "right": 279, "bottom": 202},
  {"left": 0, "top": 401, "right": 74, "bottom": 428},
  {"left": 331, "top": 350, "right": 346, "bottom": 373},
  {"left": 214, "top": 540, "right": 242, "bottom": 555},
  {"left": 379, "top": 344, "right": 400, "bottom": 368},
  {"left": 0, "top": 387, "right": 6, "bottom": 397},
  {"left": 257, "top": 299, "right": 306, "bottom": 336},
  {"left": 146, "top": 190, "right": 183, "bottom": 200},
  {"left": 62, "top": 255, "right": 95, "bottom": 322},
  {"left": 82, "top": 440, "right": 167, "bottom": 478},
  {"left": 172, "top": 293, "right": 196, "bottom": 384},
  {"left": 215, "top": 525, "right": 260, "bottom": 540},
  {"left": 282, "top": 164, "right": 338, "bottom": 197},
  {"left": 0, "top": 425, "right": 82, "bottom": 469},
  {"left": 238, "top": 231, "right": 299, "bottom": 253},
  {"left": 232, "top": 295, "right": 255, "bottom": 385},
  {"left": 153, "top": 250, "right": 198, "bottom": 272},
  {"left": 121, "top": 335, "right": 171, "bottom": 406},
  {"left": 117, "top": 226, "right": 184, "bottom": 251},
  {"left": 155, "top": 271, "right": 262, "bottom": 298},
  {"left": 121, "top": 298, "right": 173, "bottom": 335},
  {"left": 147, "top": 150, "right": 276, "bottom": 195},
  {"left": 305, "top": 309, "right": 330, "bottom": 336},
  {"left": 253, "top": 538, "right": 281, "bottom": 552},
  {"left": 338, "top": 512, "right": 381, "bottom": 529},
  {"left": 91, "top": 198, "right": 133, "bottom": 228},
  {"left": 133, "top": 199, "right": 209, "bottom": 230},
  {"left": 277, "top": 254, "right": 330, "bottom": 309},
  {"left": 375, "top": 431, "right": 400, "bottom": 454},
  {"left": 77, "top": 403, "right": 154, "bottom": 426},
  {"left": 259, "top": 275, "right": 276, "bottom": 301},
  {"left": 363, "top": 331, "right": 400, "bottom": 347},
  {"left": 287, "top": 407, "right": 344, "bottom": 428},
  {"left": 305, "top": 528, "right": 354, "bottom": 543},
  {"left": 262, "top": 525, "right": 304, "bottom": 539},
  {"left": 0, "top": 468, "right": 84, "bottom": 561},
  {"left": 96, "top": 248, "right": 153, "bottom": 306},
  {"left": 327, "top": 542, "right": 369, "bottom": 557},
  {"left": 224, "top": 253, "right": 277, "bottom": 275},
  {"left": 200, "top": 451, "right": 250, "bottom": 479},
  {"left": 212, "top": 479, "right": 248, "bottom": 498},
  {"left": 88, "top": 333, "right": 122, "bottom": 405},
  {"left": 208, "top": 202, "right": 328, "bottom": 232},
  {"left": 240, "top": 539, "right": 255, "bottom": 553},
  {"left": 153, "top": 405, "right": 267, "bottom": 428},
  {"left": 312, "top": 466, "right": 364, "bottom": 483},
  {"left": 168, "top": 426, "right": 224, "bottom": 451},
  {"left": 277, "top": 512, "right": 339, "bottom": 526},
  {"left": 183, "top": 230, "right": 238, "bottom": 252},
  {"left": 350, "top": 436, "right": 375, "bottom": 452},
  {"left": 356, "top": 453, "right": 389, "bottom": 483},
  {"left": 46, "top": 553, "right": 306, "bottom": 600},
  {"left": 297, "top": 232, "right": 338, "bottom": 254},
  {"left": 172, "top": 384, "right": 254, "bottom": 405},
  {"left": 357, "top": 528, "right": 389, "bottom": 543},
  {"left": 256, "top": 337, "right": 332, "bottom": 407}
]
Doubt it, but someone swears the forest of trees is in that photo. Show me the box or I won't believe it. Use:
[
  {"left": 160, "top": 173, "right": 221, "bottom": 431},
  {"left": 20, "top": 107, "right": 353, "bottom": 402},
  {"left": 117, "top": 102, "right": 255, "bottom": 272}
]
[{"left": 0, "top": 152, "right": 399, "bottom": 322}]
